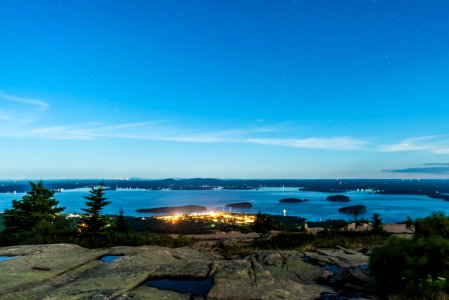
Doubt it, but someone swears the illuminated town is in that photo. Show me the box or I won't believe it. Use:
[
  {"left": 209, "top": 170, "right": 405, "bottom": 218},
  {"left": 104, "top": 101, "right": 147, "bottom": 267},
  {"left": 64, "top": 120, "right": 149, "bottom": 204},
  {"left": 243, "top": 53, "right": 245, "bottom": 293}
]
[{"left": 154, "top": 211, "right": 256, "bottom": 225}]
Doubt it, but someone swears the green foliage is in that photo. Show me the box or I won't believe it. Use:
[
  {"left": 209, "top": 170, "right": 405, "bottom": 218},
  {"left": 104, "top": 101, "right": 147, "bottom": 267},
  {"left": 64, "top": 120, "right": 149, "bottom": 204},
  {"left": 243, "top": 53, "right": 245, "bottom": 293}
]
[
  {"left": 414, "top": 211, "right": 449, "bottom": 239},
  {"left": 79, "top": 184, "right": 111, "bottom": 242},
  {"left": 2, "top": 181, "right": 65, "bottom": 234},
  {"left": 77, "top": 232, "right": 195, "bottom": 249},
  {"left": 0, "top": 214, "right": 4, "bottom": 231},
  {"left": 372, "top": 213, "right": 383, "bottom": 233},
  {"left": 0, "top": 181, "right": 71, "bottom": 245},
  {"left": 114, "top": 208, "right": 131, "bottom": 233},
  {"left": 307, "top": 219, "right": 347, "bottom": 230},
  {"left": 370, "top": 212, "right": 449, "bottom": 299},
  {"left": 405, "top": 216, "right": 415, "bottom": 232},
  {"left": 252, "top": 211, "right": 275, "bottom": 234},
  {"left": 253, "top": 230, "right": 388, "bottom": 251},
  {"left": 6, "top": 218, "right": 77, "bottom": 245}
]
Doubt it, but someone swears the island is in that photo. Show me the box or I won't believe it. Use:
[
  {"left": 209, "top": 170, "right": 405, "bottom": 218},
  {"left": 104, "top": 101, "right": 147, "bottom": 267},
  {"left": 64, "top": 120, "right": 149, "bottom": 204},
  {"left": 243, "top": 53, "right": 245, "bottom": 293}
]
[
  {"left": 136, "top": 205, "right": 207, "bottom": 214},
  {"left": 225, "top": 202, "right": 253, "bottom": 208},
  {"left": 427, "top": 192, "right": 449, "bottom": 201},
  {"left": 326, "top": 195, "right": 350, "bottom": 202},
  {"left": 338, "top": 205, "right": 367, "bottom": 215},
  {"left": 279, "top": 198, "right": 307, "bottom": 203}
]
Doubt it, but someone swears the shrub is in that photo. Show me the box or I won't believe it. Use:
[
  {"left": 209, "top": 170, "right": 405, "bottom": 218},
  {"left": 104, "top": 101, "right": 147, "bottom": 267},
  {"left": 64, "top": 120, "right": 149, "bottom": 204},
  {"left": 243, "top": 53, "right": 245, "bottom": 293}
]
[{"left": 370, "top": 212, "right": 449, "bottom": 299}]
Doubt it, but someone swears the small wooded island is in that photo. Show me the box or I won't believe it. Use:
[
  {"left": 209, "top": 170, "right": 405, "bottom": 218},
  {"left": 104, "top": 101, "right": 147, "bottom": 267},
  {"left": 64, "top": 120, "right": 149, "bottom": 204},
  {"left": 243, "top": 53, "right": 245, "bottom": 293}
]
[
  {"left": 136, "top": 205, "right": 207, "bottom": 213},
  {"left": 338, "top": 205, "right": 367, "bottom": 215},
  {"left": 279, "top": 198, "right": 307, "bottom": 203},
  {"left": 326, "top": 195, "right": 350, "bottom": 202},
  {"left": 225, "top": 202, "right": 253, "bottom": 208}
]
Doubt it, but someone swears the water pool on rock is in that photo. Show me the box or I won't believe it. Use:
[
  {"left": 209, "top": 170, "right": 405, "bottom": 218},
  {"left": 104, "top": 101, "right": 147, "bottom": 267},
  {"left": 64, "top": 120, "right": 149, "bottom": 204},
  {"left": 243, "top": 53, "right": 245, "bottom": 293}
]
[
  {"left": 0, "top": 256, "right": 18, "bottom": 262},
  {"left": 145, "top": 277, "right": 213, "bottom": 297},
  {"left": 99, "top": 255, "right": 122, "bottom": 263}
]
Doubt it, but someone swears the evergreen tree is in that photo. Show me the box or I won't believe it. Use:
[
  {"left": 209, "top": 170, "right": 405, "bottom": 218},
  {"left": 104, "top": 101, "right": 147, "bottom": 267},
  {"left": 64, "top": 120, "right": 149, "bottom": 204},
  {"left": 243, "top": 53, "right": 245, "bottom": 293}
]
[
  {"left": 253, "top": 211, "right": 274, "bottom": 234},
  {"left": 115, "top": 208, "right": 130, "bottom": 233},
  {"left": 371, "top": 213, "right": 383, "bottom": 233},
  {"left": 79, "top": 183, "right": 111, "bottom": 240},
  {"left": 3, "top": 181, "right": 65, "bottom": 235}
]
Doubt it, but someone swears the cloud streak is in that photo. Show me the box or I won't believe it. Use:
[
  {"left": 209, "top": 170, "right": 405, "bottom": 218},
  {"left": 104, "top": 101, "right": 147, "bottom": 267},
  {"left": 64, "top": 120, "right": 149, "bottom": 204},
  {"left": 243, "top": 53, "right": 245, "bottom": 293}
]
[
  {"left": 3, "top": 92, "right": 449, "bottom": 154},
  {"left": 0, "top": 113, "right": 369, "bottom": 151},
  {"left": 381, "top": 135, "right": 449, "bottom": 154},
  {"left": 0, "top": 92, "right": 49, "bottom": 110},
  {"left": 246, "top": 137, "right": 367, "bottom": 150}
]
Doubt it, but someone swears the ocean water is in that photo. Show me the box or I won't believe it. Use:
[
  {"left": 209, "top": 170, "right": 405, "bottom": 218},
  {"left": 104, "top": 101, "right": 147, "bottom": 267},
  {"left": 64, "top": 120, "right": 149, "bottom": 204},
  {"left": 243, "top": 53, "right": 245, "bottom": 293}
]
[{"left": 1, "top": 187, "right": 449, "bottom": 222}]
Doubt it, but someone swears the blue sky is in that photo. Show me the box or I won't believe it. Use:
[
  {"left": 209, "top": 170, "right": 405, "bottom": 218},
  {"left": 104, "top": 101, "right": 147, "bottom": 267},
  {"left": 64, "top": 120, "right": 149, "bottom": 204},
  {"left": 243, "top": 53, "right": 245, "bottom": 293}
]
[{"left": 1, "top": 0, "right": 449, "bottom": 179}]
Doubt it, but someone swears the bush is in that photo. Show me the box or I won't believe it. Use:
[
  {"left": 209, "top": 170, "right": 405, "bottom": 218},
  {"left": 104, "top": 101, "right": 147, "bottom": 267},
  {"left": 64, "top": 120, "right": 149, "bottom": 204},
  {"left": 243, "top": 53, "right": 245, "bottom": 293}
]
[
  {"left": 2, "top": 181, "right": 65, "bottom": 236},
  {"left": 76, "top": 232, "right": 195, "bottom": 248},
  {"left": 414, "top": 212, "right": 449, "bottom": 239},
  {"left": 1, "top": 218, "right": 77, "bottom": 246},
  {"left": 372, "top": 213, "right": 383, "bottom": 233},
  {"left": 253, "top": 230, "right": 387, "bottom": 251},
  {"left": 370, "top": 212, "right": 449, "bottom": 299},
  {"left": 252, "top": 212, "right": 275, "bottom": 234}
]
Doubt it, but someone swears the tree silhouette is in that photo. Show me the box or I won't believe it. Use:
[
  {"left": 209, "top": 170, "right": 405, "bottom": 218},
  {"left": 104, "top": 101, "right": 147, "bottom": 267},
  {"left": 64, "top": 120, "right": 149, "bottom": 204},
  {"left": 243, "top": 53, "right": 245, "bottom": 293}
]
[
  {"left": 253, "top": 212, "right": 274, "bottom": 234},
  {"left": 114, "top": 208, "right": 130, "bottom": 233},
  {"left": 372, "top": 213, "right": 383, "bottom": 233},
  {"left": 3, "top": 181, "right": 65, "bottom": 234},
  {"left": 79, "top": 183, "right": 111, "bottom": 241}
]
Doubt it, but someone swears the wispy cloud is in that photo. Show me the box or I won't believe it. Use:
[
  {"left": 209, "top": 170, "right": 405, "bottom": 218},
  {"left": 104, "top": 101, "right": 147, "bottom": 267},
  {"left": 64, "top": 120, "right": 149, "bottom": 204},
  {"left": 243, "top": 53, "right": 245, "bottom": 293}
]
[
  {"left": 0, "top": 92, "right": 49, "bottom": 110},
  {"left": 246, "top": 137, "right": 367, "bottom": 150},
  {"left": 3, "top": 92, "right": 449, "bottom": 155},
  {"left": 381, "top": 135, "right": 449, "bottom": 154},
  {"left": 0, "top": 92, "right": 377, "bottom": 151},
  {"left": 0, "top": 112, "right": 369, "bottom": 151}
]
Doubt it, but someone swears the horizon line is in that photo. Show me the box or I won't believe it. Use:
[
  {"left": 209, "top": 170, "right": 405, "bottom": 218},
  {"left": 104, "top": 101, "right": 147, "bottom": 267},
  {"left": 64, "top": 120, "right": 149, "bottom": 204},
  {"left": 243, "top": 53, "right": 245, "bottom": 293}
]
[{"left": 0, "top": 177, "right": 446, "bottom": 181}]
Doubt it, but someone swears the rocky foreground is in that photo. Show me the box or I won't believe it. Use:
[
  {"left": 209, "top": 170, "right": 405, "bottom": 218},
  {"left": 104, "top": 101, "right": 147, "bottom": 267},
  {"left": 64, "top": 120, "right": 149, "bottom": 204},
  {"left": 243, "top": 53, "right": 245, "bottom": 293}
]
[{"left": 0, "top": 242, "right": 374, "bottom": 299}]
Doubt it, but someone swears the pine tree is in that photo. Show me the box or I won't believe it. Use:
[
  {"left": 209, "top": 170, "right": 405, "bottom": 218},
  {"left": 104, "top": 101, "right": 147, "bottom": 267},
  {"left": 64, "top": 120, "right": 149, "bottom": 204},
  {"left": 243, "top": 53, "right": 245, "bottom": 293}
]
[
  {"left": 372, "top": 213, "right": 383, "bottom": 233},
  {"left": 115, "top": 208, "right": 130, "bottom": 233},
  {"left": 3, "top": 181, "right": 65, "bottom": 235},
  {"left": 79, "top": 183, "right": 111, "bottom": 240},
  {"left": 253, "top": 211, "right": 274, "bottom": 234}
]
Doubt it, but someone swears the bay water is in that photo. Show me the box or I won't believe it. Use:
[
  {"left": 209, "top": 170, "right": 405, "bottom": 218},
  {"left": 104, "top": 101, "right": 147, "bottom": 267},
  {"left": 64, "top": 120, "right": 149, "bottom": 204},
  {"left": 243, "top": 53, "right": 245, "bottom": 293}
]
[{"left": 1, "top": 187, "right": 449, "bottom": 222}]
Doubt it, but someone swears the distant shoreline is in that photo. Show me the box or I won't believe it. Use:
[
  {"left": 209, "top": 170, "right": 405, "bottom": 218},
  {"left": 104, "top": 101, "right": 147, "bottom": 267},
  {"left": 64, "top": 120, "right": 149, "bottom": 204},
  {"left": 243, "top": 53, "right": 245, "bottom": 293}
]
[{"left": 1, "top": 178, "right": 449, "bottom": 195}]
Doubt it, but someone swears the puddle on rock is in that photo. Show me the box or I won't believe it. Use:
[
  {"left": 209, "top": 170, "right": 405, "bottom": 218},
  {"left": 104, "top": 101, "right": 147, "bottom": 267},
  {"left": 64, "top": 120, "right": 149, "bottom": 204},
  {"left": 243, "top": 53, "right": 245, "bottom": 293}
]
[
  {"left": 0, "top": 256, "right": 18, "bottom": 262},
  {"left": 324, "top": 264, "right": 342, "bottom": 273},
  {"left": 355, "top": 264, "right": 369, "bottom": 271},
  {"left": 145, "top": 277, "right": 213, "bottom": 297},
  {"left": 99, "top": 255, "right": 122, "bottom": 263},
  {"left": 323, "top": 264, "right": 344, "bottom": 284}
]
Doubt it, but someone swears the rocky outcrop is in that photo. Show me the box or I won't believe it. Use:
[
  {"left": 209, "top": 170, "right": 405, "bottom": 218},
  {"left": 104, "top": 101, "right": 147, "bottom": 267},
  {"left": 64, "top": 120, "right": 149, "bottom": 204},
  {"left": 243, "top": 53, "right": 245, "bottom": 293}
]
[{"left": 0, "top": 244, "right": 374, "bottom": 299}]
